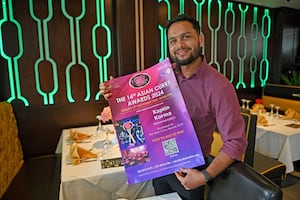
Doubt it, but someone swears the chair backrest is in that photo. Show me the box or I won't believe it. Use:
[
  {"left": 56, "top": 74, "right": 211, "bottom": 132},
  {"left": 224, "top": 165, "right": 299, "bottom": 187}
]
[
  {"left": 210, "top": 111, "right": 257, "bottom": 166},
  {"left": 0, "top": 102, "right": 24, "bottom": 197},
  {"left": 241, "top": 112, "right": 257, "bottom": 166},
  {"left": 207, "top": 161, "right": 283, "bottom": 200}
]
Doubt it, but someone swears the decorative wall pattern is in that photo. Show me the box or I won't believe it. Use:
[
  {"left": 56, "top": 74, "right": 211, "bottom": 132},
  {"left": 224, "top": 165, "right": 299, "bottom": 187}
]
[
  {"left": 0, "top": 0, "right": 271, "bottom": 107},
  {"left": 0, "top": 0, "right": 28, "bottom": 106},
  {"left": 92, "top": 0, "right": 111, "bottom": 100},
  {"left": 157, "top": 0, "right": 271, "bottom": 89},
  {"left": 0, "top": 0, "right": 112, "bottom": 106},
  {"left": 30, "top": 0, "right": 58, "bottom": 105}
]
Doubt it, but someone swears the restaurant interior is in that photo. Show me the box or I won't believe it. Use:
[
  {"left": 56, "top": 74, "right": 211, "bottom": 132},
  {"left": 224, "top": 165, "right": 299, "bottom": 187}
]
[{"left": 0, "top": 0, "right": 299, "bottom": 199}]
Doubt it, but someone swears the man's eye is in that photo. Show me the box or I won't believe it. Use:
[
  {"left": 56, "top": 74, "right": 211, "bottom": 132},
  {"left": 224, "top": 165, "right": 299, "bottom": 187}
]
[
  {"left": 183, "top": 35, "right": 191, "bottom": 40},
  {"left": 169, "top": 40, "right": 176, "bottom": 45}
]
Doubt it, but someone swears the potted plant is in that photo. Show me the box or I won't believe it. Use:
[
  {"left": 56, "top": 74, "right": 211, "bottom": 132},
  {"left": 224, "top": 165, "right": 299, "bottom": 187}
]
[{"left": 280, "top": 70, "right": 300, "bottom": 86}]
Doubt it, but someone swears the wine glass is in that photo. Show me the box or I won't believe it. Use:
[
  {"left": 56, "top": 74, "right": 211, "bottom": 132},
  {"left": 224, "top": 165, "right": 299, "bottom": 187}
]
[
  {"left": 241, "top": 99, "right": 246, "bottom": 109},
  {"left": 103, "top": 127, "right": 112, "bottom": 145},
  {"left": 246, "top": 100, "right": 251, "bottom": 110},
  {"left": 95, "top": 115, "right": 103, "bottom": 139},
  {"left": 269, "top": 104, "right": 275, "bottom": 119},
  {"left": 102, "top": 128, "right": 113, "bottom": 158},
  {"left": 275, "top": 106, "right": 280, "bottom": 119}
]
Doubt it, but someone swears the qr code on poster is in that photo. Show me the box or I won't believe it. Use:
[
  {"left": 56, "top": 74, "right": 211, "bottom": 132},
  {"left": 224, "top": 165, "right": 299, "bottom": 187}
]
[{"left": 162, "top": 138, "right": 179, "bottom": 156}]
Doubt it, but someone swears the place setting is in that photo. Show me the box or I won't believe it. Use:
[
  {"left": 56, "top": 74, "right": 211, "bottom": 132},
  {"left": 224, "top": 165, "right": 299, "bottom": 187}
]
[
  {"left": 64, "top": 117, "right": 122, "bottom": 167},
  {"left": 67, "top": 129, "right": 93, "bottom": 144},
  {"left": 67, "top": 142, "right": 98, "bottom": 165},
  {"left": 244, "top": 98, "right": 300, "bottom": 128},
  {"left": 65, "top": 128, "right": 99, "bottom": 165}
]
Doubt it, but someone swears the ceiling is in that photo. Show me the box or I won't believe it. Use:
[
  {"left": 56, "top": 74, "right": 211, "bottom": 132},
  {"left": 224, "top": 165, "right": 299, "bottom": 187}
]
[{"left": 233, "top": 0, "right": 300, "bottom": 10}]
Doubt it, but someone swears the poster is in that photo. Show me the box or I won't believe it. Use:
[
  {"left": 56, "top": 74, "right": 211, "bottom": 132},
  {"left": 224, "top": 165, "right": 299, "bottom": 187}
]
[{"left": 107, "top": 58, "right": 205, "bottom": 184}]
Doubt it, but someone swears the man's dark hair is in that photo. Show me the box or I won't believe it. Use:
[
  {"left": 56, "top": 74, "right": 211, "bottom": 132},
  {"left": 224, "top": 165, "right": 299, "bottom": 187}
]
[{"left": 165, "top": 14, "right": 201, "bottom": 35}]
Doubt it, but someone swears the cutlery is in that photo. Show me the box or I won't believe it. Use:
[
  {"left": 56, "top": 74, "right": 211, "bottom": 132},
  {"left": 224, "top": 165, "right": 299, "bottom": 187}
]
[
  {"left": 66, "top": 159, "right": 98, "bottom": 165},
  {"left": 263, "top": 124, "right": 275, "bottom": 127}
]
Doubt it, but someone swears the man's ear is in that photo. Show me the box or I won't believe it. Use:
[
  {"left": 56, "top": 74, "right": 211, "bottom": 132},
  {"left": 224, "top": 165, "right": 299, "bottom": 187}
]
[{"left": 199, "top": 33, "right": 205, "bottom": 47}]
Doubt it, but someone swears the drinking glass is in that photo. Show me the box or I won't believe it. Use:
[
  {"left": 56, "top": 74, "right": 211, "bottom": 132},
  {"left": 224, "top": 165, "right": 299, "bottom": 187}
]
[
  {"left": 269, "top": 104, "right": 275, "bottom": 119},
  {"left": 102, "top": 128, "right": 113, "bottom": 158},
  {"left": 275, "top": 106, "right": 280, "bottom": 119},
  {"left": 95, "top": 115, "right": 103, "bottom": 139},
  {"left": 241, "top": 99, "right": 246, "bottom": 109},
  {"left": 246, "top": 100, "right": 251, "bottom": 110},
  {"left": 103, "top": 127, "right": 112, "bottom": 145}
]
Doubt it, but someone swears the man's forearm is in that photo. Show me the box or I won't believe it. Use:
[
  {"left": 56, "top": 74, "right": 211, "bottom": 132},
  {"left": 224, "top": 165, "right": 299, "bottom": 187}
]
[{"left": 205, "top": 151, "right": 235, "bottom": 178}]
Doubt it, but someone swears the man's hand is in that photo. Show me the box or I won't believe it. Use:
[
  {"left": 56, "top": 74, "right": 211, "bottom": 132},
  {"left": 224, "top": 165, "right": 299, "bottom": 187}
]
[
  {"left": 175, "top": 152, "right": 234, "bottom": 190},
  {"left": 100, "top": 106, "right": 112, "bottom": 122},
  {"left": 99, "top": 76, "right": 114, "bottom": 100},
  {"left": 175, "top": 168, "right": 206, "bottom": 190}
]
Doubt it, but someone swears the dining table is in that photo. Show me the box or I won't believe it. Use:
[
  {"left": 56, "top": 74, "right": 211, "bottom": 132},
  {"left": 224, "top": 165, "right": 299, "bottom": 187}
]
[
  {"left": 255, "top": 113, "right": 300, "bottom": 173},
  {"left": 56, "top": 125, "right": 155, "bottom": 200}
]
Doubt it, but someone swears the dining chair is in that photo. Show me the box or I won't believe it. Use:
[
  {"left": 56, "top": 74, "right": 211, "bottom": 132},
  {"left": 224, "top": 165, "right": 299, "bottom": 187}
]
[
  {"left": 210, "top": 110, "right": 286, "bottom": 187},
  {"left": 207, "top": 161, "right": 282, "bottom": 200},
  {"left": 210, "top": 111, "right": 256, "bottom": 165},
  {"left": 240, "top": 111, "right": 286, "bottom": 187},
  {"left": 240, "top": 111, "right": 257, "bottom": 166}
]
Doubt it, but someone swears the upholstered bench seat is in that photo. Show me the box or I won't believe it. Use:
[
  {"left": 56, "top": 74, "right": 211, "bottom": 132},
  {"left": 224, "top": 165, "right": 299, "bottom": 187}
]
[
  {"left": 253, "top": 152, "right": 286, "bottom": 187},
  {"left": 262, "top": 83, "right": 300, "bottom": 113},
  {"left": 1, "top": 154, "right": 61, "bottom": 200},
  {"left": 0, "top": 102, "right": 61, "bottom": 200}
]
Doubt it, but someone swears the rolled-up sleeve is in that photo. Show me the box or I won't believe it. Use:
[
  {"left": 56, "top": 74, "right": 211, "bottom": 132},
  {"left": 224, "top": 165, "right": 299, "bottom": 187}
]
[{"left": 213, "top": 83, "right": 248, "bottom": 160}]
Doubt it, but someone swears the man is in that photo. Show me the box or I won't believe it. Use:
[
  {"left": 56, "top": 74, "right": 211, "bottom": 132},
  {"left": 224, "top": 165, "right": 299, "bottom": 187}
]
[{"left": 99, "top": 14, "right": 247, "bottom": 200}]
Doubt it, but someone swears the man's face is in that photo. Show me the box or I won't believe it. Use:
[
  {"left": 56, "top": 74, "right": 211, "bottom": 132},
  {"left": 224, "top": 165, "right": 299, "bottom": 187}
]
[{"left": 167, "top": 21, "right": 203, "bottom": 66}]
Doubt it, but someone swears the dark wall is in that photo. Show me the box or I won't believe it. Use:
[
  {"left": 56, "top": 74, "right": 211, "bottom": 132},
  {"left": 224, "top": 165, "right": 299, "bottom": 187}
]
[
  {"left": 0, "top": 0, "right": 298, "bottom": 159},
  {"left": 280, "top": 8, "right": 300, "bottom": 71},
  {"left": 13, "top": 101, "right": 107, "bottom": 157},
  {"left": 268, "top": 7, "right": 300, "bottom": 84}
]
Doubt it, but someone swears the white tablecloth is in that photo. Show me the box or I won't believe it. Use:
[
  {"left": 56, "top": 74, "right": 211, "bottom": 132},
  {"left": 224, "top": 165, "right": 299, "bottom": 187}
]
[
  {"left": 58, "top": 125, "right": 155, "bottom": 200},
  {"left": 255, "top": 114, "right": 300, "bottom": 173},
  {"left": 137, "top": 192, "right": 181, "bottom": 200}
]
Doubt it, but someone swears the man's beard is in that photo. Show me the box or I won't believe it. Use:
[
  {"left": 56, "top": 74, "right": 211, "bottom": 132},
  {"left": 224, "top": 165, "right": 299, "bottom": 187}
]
[{"left": 171, "top": 46, "right": 201, "bottom": 66}]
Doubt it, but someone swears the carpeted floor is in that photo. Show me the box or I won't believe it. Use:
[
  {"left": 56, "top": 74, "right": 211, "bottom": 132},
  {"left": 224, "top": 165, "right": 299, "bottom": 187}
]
[
  {"left": 282, "top": 174, "right": 300, "bottom": 188},
  {"left": 282, "top": 161, "right": 300, "bottom": 200},
  {"left": 282, "top": 180, "right": 300, "bottom": 200}
]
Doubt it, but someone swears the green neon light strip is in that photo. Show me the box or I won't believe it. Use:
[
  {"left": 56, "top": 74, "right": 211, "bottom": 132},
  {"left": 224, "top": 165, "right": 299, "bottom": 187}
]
[
  {"left": 223, "top": 2, "right": 235, "bottom": 83},
  {"left": 158, "top": 0, "right": 171, "bottom": 62},
  {"left": 61, "top": 0, "right": 90, "bottom": 103},
  {"left": 193, "top": 0, "right": 206, "bottom": 55},
  {"left": 250, "top": 7, "right": 258, "bottom": 88},
  {"left": 259, "top": 9, "right": 271, "bottom": 87},
  {"left": 179, "top": 0, "right": 184, "bottom": 14},
  {"left": 236, "top": 4, "right": 248, "bottom": 89},
  {"left": 207, "top": 0, "right": 221, "bottom": 71},
  {"left": 94, "top": 0, "right": 112, "bottom": 100},
  {"left": 29, "top": 0, "right": 58, "bottom": 105},
  {"left": 0, "top": 0, "right": 29, "bottom": 106}
]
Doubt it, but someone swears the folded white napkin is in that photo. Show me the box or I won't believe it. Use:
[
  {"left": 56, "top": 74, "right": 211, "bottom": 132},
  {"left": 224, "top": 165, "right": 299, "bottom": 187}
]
[{"left": 69, "top": 143, "right": 97, "bottom": 165}]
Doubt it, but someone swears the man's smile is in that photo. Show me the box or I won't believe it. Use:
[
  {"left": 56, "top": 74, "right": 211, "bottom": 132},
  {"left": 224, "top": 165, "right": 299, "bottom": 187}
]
[{"left": 175, "top": 48, "right": 191, "bottom": 57}]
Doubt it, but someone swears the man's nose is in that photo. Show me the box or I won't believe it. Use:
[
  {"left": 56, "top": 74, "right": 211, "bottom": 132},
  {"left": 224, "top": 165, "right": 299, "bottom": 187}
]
[{"left": 176, "top": 39, "right": 186, "bottom": 49}]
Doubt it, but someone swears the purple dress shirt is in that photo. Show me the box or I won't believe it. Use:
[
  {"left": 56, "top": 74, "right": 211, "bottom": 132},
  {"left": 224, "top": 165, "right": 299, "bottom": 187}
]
[{"left": 175, "top": 57, "right": 247, "bottom": 160}]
